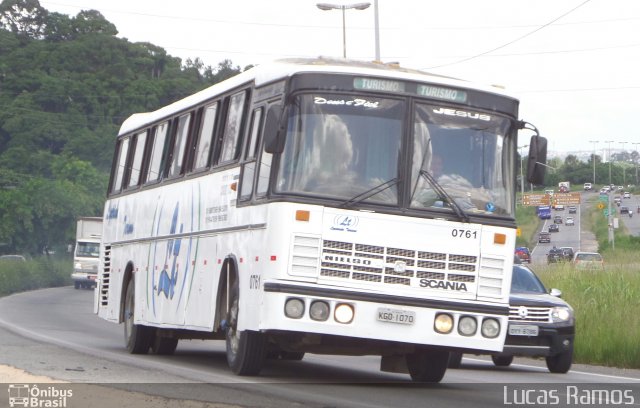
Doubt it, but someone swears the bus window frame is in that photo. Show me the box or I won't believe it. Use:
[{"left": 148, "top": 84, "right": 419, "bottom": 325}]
[
  {"left": 125, "top": 130, "right": 149, "bottom": 190},
  {"left": 167, "top": 111, "right": 195, "bottom": 179},
  {"left": 191, "top": 101, "right": 220, "bottom": 173},
  {"left": 144, "top": 120, "right": 172, "bottom": 186},
  {"left": 109, "top": 136, "right": 130, "bottom": 195},
  {"left": 238, "top": 106, "right": 264, "bottom": 203},
  {"left": 215, "top": 89, "right": 250, "bottom": 167}
]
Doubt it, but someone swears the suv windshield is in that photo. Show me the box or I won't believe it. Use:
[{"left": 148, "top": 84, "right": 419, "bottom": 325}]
[
  {"left": 511, "top": 265, "right": 546, "bottom": 294},
  {"left": 275, "top": 93, "right": 515, "bottom": 216}
]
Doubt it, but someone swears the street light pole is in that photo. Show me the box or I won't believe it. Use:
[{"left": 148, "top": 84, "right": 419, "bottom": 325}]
[
  {"left": 633, "top": 142, "right": 640, "bottom": 185},
  {"left": 589, "top": 140, "right": 599, "bottom": 185},
  {"left": 605, "top": 140, "right": 615, "bottom": 186},
  {"left": 518, "top": 144, "right": 528, "bottom": 203},
  {"left": 317, "top": 2, "right": 371, "bottom": 58},
  {"left": 620, "top": 141, "right": 628, "bottom": 186},
  {"left": 373, "top": 0, "right": 380, "bottom": 61}
]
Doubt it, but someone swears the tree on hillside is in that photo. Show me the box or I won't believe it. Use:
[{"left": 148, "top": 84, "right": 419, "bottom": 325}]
[{"left": 0, "top": 0, "right": 47, "bottom": 39}]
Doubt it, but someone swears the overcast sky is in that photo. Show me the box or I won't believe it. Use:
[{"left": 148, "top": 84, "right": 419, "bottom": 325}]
[{"left": 39, "top": 0, "right": 640, "bottom": 155}]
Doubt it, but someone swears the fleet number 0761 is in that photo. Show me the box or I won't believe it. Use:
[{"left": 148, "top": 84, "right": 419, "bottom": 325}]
[{"left": 451, "top": 229, "right": 478, "bottom": 239}]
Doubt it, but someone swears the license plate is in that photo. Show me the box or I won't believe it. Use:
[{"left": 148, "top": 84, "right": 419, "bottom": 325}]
[
  {"left": 377, "top": 308, "right": 415, "bottom": 325},
  {"left": 508, "top": 324, "right": 539, "bottom": 336}
]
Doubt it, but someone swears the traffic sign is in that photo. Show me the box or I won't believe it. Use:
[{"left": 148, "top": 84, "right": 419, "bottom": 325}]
[
  {"left": 597, "top": 202, "right": 605, "bottom": 210},
  {"left": 552, "top": 192, "right": 581, "bottom": 205},
  {"left": 522, "top": 193, "right": 551, "bottom": 206}
]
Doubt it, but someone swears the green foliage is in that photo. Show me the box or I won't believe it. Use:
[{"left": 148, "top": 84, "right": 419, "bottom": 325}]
[
  {"left": 0, "top": 1, "right": 244, "bottom": 255},
  {"left": 0, "top": 255, "right": 71, "bottom": 296},
  {"left": 515, "top": 204, "right": 539, "bottom": 248},
  {"left": 535, "top": 263, "right": 640, "bottom": 368}
]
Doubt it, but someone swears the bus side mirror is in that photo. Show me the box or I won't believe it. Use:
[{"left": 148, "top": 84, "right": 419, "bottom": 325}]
[
  {"left": 264, "top": 104, "right": 285, "bottom": 154},
  {"left": 526, "top": 135, "right": 547, "bottom": 185}
]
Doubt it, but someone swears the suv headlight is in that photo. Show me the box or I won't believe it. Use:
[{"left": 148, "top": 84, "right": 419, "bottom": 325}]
[
  {"left": 551, "top": 306, "right": 574, "bottom": 323},
  {"left": 74, "top": 262, "right": 82, "bottom": 270}
]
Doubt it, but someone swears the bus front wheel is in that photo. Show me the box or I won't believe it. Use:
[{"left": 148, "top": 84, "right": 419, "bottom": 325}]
[
  {"left": 124, "top": 278, "right": 152, "bottom": 354},
  {"left": 406, "top": 348, "right": 449, "bottom": 383},
  {"left": 225, "top": 281, "right": 267, "bottom": 375}
]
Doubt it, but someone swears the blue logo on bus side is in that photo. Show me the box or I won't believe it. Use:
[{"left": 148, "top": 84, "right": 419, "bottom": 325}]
[
  {"left": 331, "top": 215, "right": 359, "bottom": 232},
  {"left": 156, "top": 203, "right": 183, "bottom": 299}
]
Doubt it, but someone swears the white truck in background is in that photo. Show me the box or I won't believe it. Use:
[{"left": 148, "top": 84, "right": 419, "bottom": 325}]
[
  {"left": 72, "top": 217, "right": 102, "bottom": 289},
  {"left": 558, "top": 181, "right": 570, "bottom": 193}
]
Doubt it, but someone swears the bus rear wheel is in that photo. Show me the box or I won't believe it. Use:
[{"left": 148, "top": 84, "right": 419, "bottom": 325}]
[
  {"left": 406, "top": 348, "right": 449, "bottom": 383},
  {"left": 124, "top": 278, "right": 152, "bottom": 354},
  {"left": 151, "top": 334, "right": 178, "bottom": 355},
  {"left": 225, "top": 281, "right": 267, "bottom": 375}
]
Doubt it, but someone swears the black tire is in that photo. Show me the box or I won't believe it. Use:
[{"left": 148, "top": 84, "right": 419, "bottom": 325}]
[
  {"left": 546, "top": 346, "right": 573, "bottom": 373},
  {"left": 491, "top": 355, "right": 514, "bottom": 367},
  {"left": 151, "top": 334, "right": 179, "bottom": 355},
  {"left": 268, "top": 350, "right": 305, "bottom": 361},
  {"left": 406, "top": 348, "right": 449, "bottom": 383},
  {"left": 225, "top": 280, "right": 267, "bottom": 375},
  {"left": 124, "top": 278, "right": 152, "bottom": 354},
  {"left": 447, "top": 351, "right": 463, "bottom": 368},
  {"left": 74, "top": 282, "right": 80, "bottom": 289}
]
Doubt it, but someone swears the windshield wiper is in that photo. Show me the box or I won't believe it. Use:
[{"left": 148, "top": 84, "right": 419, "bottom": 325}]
[
  {"left": 415, "top": 169, "right": 470, "bottom": 223},
  {"left": 339, "top": 178, "right": 400, "bottom": 209}
]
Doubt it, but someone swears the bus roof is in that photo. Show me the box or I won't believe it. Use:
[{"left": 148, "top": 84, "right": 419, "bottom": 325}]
[{"left": 118, "top": 57, "right": 517, "bottom": 136}]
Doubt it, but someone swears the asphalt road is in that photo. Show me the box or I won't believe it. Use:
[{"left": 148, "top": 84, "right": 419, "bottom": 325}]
[{"left": 1, "top": 287, "right": 639, "bottom": 408}]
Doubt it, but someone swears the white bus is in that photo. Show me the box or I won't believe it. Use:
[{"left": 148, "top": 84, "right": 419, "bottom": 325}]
[{"left": 96, "top": 57, "right": 547, "bottom": 382}]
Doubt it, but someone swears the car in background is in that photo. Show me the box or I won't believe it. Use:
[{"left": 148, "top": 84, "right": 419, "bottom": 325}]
[
  {"left": 547, "top": 247, "right": 565, "bottom": 263},
  {"left": 515, "top": 247, "right": 531, "bottom": 263},
  {"left": 568, "top": 206, "right": 577, "bottom": 214},
  {"left": 583, "top": 183, "right": 592, "bottom": 191},
  {"left": 555, "top": 205, "right": 565, "bottom": 211},
  {"left": 553, "top": 215, "right": 563, "bottom": 224},
  {"left": 538, "top": 232, "right": 551, "bottom": 243},
  {"left": 573, "top": 251, "right": 604, "bottom": 270},
  {"left": 560, "top": 247, "right": 575, "bottom": 261},
  {"left": 565, "top": 217, "right": 575, "bottom": 226},
  {"left": 448, "top": 263, "right": 575, "bottom": 373},
  {"left": 623, "top": 192, "right": 631, "bottom": 199},
  {"left": 548, "top": 224, "right": 560, "bottom": 233},
  {"left": 620, "top": 206, "right": 630, "bottom": 215}
]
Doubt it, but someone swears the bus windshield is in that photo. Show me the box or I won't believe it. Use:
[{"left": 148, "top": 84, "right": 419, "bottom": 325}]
[
  {"left": 276, "top": 93, "right": 403, "bottom": 205},
  {"left": 411, "top": 103, "right": 515, "bottom": 216},
  {"left": 275, "top": 93, "right": 515, "bottom": 216}
]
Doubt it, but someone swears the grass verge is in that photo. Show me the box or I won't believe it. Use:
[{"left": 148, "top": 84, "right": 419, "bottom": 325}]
[{"left": 0, "top": 256, "right": 72, "bottom": 297}]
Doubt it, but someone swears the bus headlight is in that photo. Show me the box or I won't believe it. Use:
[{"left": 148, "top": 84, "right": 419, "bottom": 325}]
[
  {"left": 458, "top": 316, "right": 477, "bottom": 336},
  {"left": 481, "top": 318, "right": 500, "bottom": 338},
  {"left": 334, "top": 303, "right": 354, "bottom": 324},
  {"left": 309, "top": 301, "right": 330, "bottom": 321},
  {"left": 434, "top": 313, "right": 453, "bottom": 334},
  {"left": 284, "top": 298, "right": 305, "bottom": 319},
  {"left": 74, "top": 262, "right": 82, "bottom": 271}
]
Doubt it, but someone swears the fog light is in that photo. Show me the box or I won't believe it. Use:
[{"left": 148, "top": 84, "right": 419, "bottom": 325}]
[
  {"left": 334, "top": 303, "right": 354, "bottom": 324},
  {"left": 310, "top": 301, "right": 330, "bottom": 321},
  {"left": 481, "top": 318, "right": 500, "bottom": 338},
  {"left": 458, "top": 316, "right": 477, "bottom": 336},
  {"left": 434, "top": 313, "right": 453, "bottom": 334},
  {"left": 284, "top": 298, "right": 305, "bottom": 319}
]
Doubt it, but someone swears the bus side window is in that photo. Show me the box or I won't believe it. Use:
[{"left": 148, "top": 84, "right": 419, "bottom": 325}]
[
  {"left": 110, "top": 137, "right": 130, "bottom": 195},
  {"left": 239, "top": 107, "right": 263, "bottom": 201},
  {"left": 146, "top": 121, "right": 170, "bottom": 184},
  {"left": 193, "top": 102, "right": 219, "bottom": 171},
  {"left": 127, "top": 130, "right": 148, "bottom": 189},
  {"left": 168, "top": 113, "right": 192, "bottom": 178},
  {"left": 218, "top": 90, "right": 247, "bottom": 165}
]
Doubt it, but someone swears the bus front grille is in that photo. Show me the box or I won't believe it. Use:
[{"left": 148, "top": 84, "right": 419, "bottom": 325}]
[{"left": 317, "top": 239, "right": 478, "bottom": 287}]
